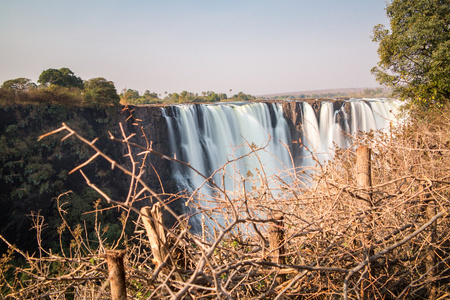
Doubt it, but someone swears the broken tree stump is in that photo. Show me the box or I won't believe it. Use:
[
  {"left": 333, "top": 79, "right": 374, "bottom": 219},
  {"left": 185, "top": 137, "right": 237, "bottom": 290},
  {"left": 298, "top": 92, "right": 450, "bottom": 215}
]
[
  {"left": 105, "top": 250, "right": 127, "bottom": 300},
  {"left": 141, "top": 203, "right": 170, "bottom": 266},
  {"left": 269, "top": 213, "right": 286, "bottom": 284}
]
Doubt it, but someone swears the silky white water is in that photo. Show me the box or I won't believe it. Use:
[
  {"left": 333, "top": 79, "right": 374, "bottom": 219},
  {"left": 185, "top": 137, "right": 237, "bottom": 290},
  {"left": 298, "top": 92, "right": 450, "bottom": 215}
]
[
  {"left": 163, "top": 102, "right": 292, "bottom": 196},
  {"left": 162, "top": 99, "right": 399, "bottom": 197}
]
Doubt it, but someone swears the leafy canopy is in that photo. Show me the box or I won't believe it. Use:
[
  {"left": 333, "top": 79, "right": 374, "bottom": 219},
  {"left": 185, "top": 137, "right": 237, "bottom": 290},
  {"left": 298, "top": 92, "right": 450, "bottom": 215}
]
[
  {"left": 124, "top": 89, "right": 140, "bottom": 101},
  {"left": 38, "top": 67, "right": 84, "bottom": 89},
  {"left": 1, "top": 78, "right": 36, "bottom": 91},
  {"left": 83, "top": 77, "right": 120, "bottom": 106},
  {"left": 372, "top": 0, "right": 450, "bottom": 107}
]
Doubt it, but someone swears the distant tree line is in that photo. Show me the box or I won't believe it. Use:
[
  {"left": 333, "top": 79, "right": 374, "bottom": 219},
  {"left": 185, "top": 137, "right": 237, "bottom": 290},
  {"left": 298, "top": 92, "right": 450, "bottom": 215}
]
[
  {"left": 261, "top": 88, "right": 390, "bottom": 101},
  {"left": 0, "top": 68, "right": 120, "bottom": 107},
  {"left": 1, "top": 68, "right": 256, "bottom": 106},
  {"left": 120, "top": 89, "right": 255, "bottom": 105}
]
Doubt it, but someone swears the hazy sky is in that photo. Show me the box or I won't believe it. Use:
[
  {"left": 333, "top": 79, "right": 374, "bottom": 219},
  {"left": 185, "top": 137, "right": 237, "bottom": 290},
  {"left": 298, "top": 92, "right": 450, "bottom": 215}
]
[{"left": 0, "top": 0, "right": 388, "bottom": 96}]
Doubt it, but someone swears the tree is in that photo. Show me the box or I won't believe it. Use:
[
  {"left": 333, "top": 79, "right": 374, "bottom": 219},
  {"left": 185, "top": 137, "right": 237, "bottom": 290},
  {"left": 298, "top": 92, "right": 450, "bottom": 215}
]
[
  {"left": 38, "top": 68, "right": 84, "bottom": 89},
  {"left": 371, "top": 0, "right": 450, "bottom": 107},
  {"left": 124, "top": 89, "right": 140, "bottom": 101},
  {"left": 179, "top": 91, "right": 188, "bottom": 103},
  {"left": 232, "top": 92, "right": 255, "bottom": 101},
  {"left": 83, "top": 77, "right": 120, "bottom": 106},
  {"left": 143, "top": 90, "right": 158, "bottom": 99},
  {"left": 206, "top": 92, "right": 220, "bottom": 102},
  {"left": 218, "top": 93, "right": 227, "bottom": 101},
  {"left": 170, "top": 93, "right": 180, "bottom": 102},
  {"left": 1, "top": 78, "right": 36, "bottom": 91}
]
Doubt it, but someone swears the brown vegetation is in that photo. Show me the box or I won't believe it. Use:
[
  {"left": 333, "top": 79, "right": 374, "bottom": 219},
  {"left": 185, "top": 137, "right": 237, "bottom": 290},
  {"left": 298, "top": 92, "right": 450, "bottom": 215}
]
[
  {"left": 0, "top": 86, "right": 84, "bottom": 107},
  {"left": 1, "top": 106, "right": 449, "bottom": 299}
]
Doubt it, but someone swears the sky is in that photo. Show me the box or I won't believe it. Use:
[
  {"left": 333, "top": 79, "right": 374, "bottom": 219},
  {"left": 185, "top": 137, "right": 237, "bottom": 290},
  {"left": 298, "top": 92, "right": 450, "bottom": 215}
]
[{"left": 0, "top": 0, "right": 389, "bottom": 96}]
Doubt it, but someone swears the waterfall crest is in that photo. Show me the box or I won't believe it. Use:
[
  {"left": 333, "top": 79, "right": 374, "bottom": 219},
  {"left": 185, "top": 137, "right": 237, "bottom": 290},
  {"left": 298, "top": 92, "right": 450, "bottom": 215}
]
[
  {"left": 162, "top": 99, "right": 398, "bottom": 195},
  {"left": 163, "top": 102, "right": 292, "bottom": 195}
]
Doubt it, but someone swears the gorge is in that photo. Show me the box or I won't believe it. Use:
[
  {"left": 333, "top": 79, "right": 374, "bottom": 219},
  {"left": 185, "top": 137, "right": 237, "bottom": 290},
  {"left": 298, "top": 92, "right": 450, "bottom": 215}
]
[{"left": 0, "top": 98, "right": 399, "bottom": 250}]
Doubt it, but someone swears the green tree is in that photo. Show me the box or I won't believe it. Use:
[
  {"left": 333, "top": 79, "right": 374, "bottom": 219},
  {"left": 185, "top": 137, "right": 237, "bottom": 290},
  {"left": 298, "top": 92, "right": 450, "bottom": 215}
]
[
  {"left": 122, "top": 89, "right": 164, "bottom": 105},
  {"left": 206, "top": 92, "right": 220, "bottom": 102},
  {"left": 124, "top": 89, "right": 140, "bottom": 101},
  {"left": 170, "top": 93, "right": 180, "bottom": 102},
  {"left": 371, "top": 0, "right": 450, "bottom": 107},
  {"left": 179, "top": 90, "right": 188, "bottom": 103},
  {"left": 83, "top": 77, "right": 120, "bottom": 106},
  {"left": 38, "top": 67, "right": 84, "bottom": 89},
  {"left": 218, "top": 93, "right": 227, "bottom": 101},
  {"left": 143, "top": 90, "right": 158, "bottom": 99},
  {"left": 232, "top": 92, "right": 255, "bottom": 101},
  {"left": 1, "top": 78, "right": 36, "bottom": 91}
]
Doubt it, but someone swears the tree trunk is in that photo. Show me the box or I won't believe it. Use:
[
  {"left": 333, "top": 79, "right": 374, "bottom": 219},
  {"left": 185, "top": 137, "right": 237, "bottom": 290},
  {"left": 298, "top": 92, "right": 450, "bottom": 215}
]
[
  {"left": 141, "top": 203, "right": 170, "bottom": 266},
  {"left": 269, "top": 213, "right": 286, "bottom": 284},
  {"left": 106, "top": 250, "right": 127, "bottom": 300}
]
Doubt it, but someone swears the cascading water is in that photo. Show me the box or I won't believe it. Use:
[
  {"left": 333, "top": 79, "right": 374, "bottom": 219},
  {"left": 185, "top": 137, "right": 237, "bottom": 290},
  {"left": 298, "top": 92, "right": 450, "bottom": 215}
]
[
  {"left": 162, "top": 102, "right": 293, "bottom": 198},
  {"left": 162, "top": 99, "right": 398, "bottom": 203},
  {"left": 368, "top": 98, "right": 397, "bottom": 130}
]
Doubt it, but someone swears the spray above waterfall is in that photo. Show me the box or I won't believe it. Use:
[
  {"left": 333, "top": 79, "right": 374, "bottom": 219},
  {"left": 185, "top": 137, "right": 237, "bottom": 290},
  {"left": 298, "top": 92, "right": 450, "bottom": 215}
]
[{"left": 162, "top": 99, "right": 399, "bottom": 195}]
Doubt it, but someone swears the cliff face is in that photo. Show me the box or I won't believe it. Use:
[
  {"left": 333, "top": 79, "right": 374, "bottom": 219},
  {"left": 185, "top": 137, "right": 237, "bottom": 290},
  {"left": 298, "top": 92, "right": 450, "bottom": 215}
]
[
  {"left": 112, "top": 105, "right": 174, "bottom": 192},
  {"left": 281, "top": 101, "right": 303, "bottom": 165},
  {"left": 281, "top": 100, "right": 344, "bottom": 165},
  {"left": 0, "top": 104, "right": 173, "bottom": 252}
]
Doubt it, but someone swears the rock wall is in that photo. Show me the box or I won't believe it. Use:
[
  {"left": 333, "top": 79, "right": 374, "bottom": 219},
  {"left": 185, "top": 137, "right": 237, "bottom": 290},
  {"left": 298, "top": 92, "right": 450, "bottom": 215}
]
[
  {"left": 281, "top": 100, "right": 344, "bottom": 165},
  {"left": 113, "top": 105, "right": 174, "bottom": 193},
  {"left": 0, "top": 104, "right": 173, "bottom": 252}
]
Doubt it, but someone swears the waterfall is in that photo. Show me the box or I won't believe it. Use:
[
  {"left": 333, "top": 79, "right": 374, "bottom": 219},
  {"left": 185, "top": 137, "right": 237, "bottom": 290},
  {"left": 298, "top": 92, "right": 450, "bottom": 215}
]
[
  {"left": 162, "top": 102, "right": 292, "bottom": 197},
  {"left": 162, "top": 99, "right": 399, "bottom": 197}
]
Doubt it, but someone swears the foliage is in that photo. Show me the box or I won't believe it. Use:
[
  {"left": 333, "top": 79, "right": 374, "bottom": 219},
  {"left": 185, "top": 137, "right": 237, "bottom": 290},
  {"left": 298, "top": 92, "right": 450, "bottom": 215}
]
[
  {"left": 83, "top": 77, "right": 120, "bottom": 107},
  {"left": 372, "top": 0, "right": 450, "bottom": 107},
  {"left": 123, "top": 89, "right": 140, "bottom": 102},
  {"left": 37, "top": 67, "right": 84, "bottom": 89},
  {"left": 0, "top": 67, "right": 255, "bottom": 107},
  {"left": 0, "top": 69, "right": 122, "bottom": 107},
  {"left": 0, "top": 104, "right": 122, "bottom": 255},
  {"left": 143, "top": 90, "right": 159, "bottom": 99},
  {"left": 120, "top": 89, "right": 231, "bottom": 105},
  {"left": 261, "top": 89, "right": 392, "bottom": 100},
  {"left": 0, "top": 85, "right": 84, "bottom": 106},
  {"left": 204, "top": 91, "right": 227, "bottom": 102},
  {"left": 33, "top": 86, "right": 84, "bottom": 106},
  {"left": 1, "top": 78, "right": 36, "bottom": 91},
  {"left": 175, "top": 90, "right": 228, "bottom": 103},
  {"left": 1, "top": 120, "right": 59, "bottom": 201},
  {"left": 231, "top": 91, "right": 255, "bottom": 101},
  {"left": 120, "top": 89, "right": 163, "bottom": 105}
]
